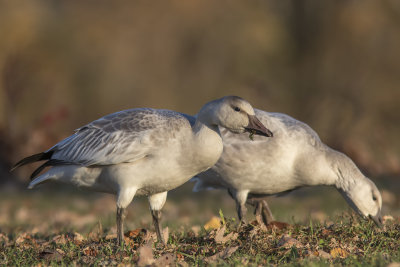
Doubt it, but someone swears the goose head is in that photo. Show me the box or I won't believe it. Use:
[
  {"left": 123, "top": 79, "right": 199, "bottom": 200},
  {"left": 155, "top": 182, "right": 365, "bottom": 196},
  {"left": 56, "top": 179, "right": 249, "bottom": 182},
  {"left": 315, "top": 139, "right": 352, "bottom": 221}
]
[
  {"left": 338, "top": 177, "right": 383, "bottom": 227},
  {"left": 198, "top": 96, "right": 273, "bottom": 137}
]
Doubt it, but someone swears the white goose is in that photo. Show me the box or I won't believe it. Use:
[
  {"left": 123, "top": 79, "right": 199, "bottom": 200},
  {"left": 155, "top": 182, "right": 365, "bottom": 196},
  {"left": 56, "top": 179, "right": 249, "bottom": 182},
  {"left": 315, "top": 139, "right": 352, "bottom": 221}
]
[
  {"left": 12, "top": 96, "right": 273, "bottom": 245},
  {"left": 193, "top": 109, "right": 383, "bottom": 226}
]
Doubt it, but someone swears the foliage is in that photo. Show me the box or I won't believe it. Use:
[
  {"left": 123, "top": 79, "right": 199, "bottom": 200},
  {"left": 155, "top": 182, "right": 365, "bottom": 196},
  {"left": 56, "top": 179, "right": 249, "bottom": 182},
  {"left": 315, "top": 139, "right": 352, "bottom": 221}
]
[{"left": 1, "top": 213, "right": 399, "bottom": 266}]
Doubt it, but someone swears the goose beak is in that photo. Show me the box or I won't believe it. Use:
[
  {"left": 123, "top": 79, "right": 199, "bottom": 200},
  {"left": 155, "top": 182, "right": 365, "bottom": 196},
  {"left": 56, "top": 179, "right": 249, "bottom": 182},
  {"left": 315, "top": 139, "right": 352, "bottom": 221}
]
[
  {"left": 369, "top": 213, "right": 383, "bottom": 228},
  {"left": 245, "top": 115, "right": 273, "bottom": 137}
]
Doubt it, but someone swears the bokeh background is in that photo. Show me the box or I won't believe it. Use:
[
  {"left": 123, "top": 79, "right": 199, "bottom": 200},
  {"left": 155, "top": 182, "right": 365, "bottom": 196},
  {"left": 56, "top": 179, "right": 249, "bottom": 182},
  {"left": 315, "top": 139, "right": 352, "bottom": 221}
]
[{"left": 0, "top": 1, "right": 399, "bottom": 232}]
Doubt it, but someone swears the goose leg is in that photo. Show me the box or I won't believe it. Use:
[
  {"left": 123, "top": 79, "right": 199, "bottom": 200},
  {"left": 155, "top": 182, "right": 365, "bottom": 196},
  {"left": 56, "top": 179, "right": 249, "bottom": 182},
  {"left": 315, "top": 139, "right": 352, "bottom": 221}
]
[
  {"left": 261, "top": 199, "right": 275, "bottom": 224},
  {"left": 116, "top": 188, "right": 137, "bottom": 246},
  {"left": 148, "top": 191, "right": 168, "bottom": 245},
  {"left": 254, "top": 201, "right": 264, "bottom": 226},
  {"left": 117, "top": 207, "right": 126, "bottom": 245},
  {"left": 231, "top": 189, "right": 249, "bottom": 224},
  {"left": 151, "top": 210, "right": 164, "bottom": 244},
  {"left": 247, "top": 197, "right": 275, "bottom": 226},
  {"left": 246, "top": 197, "right": 263, "bottom": 225}
]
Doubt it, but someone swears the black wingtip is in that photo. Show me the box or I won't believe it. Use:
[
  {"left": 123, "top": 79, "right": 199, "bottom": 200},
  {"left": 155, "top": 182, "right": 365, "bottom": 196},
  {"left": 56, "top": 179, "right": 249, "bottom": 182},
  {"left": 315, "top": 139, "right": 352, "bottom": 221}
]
[{"left": 10, "top": 152, "right": 52, "bottom": 172}]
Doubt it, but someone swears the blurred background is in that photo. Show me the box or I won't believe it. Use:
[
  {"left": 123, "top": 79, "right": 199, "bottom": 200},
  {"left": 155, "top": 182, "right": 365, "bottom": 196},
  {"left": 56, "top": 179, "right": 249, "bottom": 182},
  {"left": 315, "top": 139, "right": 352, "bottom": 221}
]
[{"left": 0, "top": 1, "right": 399, "bottom": 232}]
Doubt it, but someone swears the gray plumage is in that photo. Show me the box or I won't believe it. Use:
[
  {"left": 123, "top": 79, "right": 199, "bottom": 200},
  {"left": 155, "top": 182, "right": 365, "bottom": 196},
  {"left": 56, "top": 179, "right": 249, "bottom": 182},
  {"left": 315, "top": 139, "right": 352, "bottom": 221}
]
[{"left": 49, "top": 109, "right": 190, "bottom": 166}]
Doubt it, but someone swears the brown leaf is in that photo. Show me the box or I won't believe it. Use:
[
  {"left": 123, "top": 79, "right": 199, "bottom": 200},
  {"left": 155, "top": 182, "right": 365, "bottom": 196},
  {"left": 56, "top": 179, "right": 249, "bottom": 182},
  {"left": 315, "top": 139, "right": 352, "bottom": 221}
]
[
  {"left": 142, "top": 228, "right": 168, "bottom": 244},
  {"left": 137, "top": 244, "right": 155, "bottom": 266},
  {"left": 177, "top": 261, "right": 189, "bottom": 267},
  {"left": 317, "top": 250, "right": 332, "bottom": 259},
  {"left": 82, "top": 246, "right": 97, "bottom": 257},
  {"left": 40, "top": 249, "right": 64, "bottom": 262},
  {"left": 176, "top": 253, "right": 184, "bottom": 261},
  {"left": 71, "top": 232, "right": 85, "bottom": 244},
  {"left": 154, "top": 253, "right": 176, "bottom": 267},
  {"left": 0, "top": 233, "right": 9, "bottom": 244},
  {"left": 52, "top": 234, "right": 67, "bottom": 245},
  {"left": 214, "top": 225, "right": 238, "bottom": 244},
  {"left": 321, "top": 229, "right": 332, "bottom": 236},
  {"left": 15, "top": 233, "right": 32, "bottom": 245},
  {"left": 277, "top": 235, "right": 303, "bottom": 249},
  {"left": 383, "top": 215, "right": 394, "bottom": 224},
  {"left": 125, "top": 228, "right": 146, "bottom": 239},
  {"left": 204, "top": 246, "right": 239, "bottom": 264},
  {"left": 105, "top": 233, "right": 117, "bottom": 240},
  {"left": 143, "top": 231, "right": 156, "bottom": 244},
  {"left": 330, "top": 247, "right": 349, "bottom": 258},
  {"left": 304, "top": 250, "right": 319, "bottom": 258},
  {"left": 267, "top": 221, "right": 291, "bottom": 230}
]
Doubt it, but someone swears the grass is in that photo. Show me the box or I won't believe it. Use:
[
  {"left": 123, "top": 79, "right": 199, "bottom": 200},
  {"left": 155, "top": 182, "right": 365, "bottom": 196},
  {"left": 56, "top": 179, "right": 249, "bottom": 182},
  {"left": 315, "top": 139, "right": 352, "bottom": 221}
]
[
  {"left": 0, "top": 182, "right": 399, "bottom": 266},
  {"left": 1, "top": 213, "right": 399, "bottom": 266}
]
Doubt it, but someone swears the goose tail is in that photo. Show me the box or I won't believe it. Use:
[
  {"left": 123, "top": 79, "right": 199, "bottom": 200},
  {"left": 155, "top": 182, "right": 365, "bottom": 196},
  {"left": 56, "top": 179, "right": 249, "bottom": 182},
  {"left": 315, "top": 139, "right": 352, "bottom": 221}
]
[{"left": 11, "top": 151, "right": 53, "bottom": 172}]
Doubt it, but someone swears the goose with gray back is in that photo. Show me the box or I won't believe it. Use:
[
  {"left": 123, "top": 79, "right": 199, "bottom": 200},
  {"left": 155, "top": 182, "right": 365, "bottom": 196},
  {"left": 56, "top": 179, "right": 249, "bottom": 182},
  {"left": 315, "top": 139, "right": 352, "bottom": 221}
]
[
  {"left": 12, "top": 96, "right": 273, "bottom": 245},
  {"left": 193, "top": 109, "right": 383, "bottom": 227}
]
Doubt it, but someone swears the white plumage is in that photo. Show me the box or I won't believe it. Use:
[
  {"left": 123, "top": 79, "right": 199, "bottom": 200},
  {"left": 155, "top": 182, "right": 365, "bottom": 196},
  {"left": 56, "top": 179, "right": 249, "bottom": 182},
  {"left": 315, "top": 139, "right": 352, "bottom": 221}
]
[
  {"left": 13, "top": 96, "right": 272, "bottom": 245},
  {"left": 193, "top": 109, "right": 383, "bottom": 226}
]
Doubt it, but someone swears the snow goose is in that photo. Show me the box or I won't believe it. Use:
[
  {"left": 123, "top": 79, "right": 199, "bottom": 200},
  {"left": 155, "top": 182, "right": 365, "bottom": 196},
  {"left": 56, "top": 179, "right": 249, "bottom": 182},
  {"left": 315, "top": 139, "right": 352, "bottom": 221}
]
[
  {"left": 193, "top": 109, "right": 383, "bottom": 226},
  {"left": 12, "top": 96, "right": 273, "bottom": 245}
]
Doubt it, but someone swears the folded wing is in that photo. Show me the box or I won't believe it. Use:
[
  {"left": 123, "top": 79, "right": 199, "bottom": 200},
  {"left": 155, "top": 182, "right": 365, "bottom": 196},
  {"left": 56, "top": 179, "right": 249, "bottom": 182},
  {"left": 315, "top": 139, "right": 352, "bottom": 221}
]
[{"left": 49, "top": 108, "right": 191, "bottom": 166}]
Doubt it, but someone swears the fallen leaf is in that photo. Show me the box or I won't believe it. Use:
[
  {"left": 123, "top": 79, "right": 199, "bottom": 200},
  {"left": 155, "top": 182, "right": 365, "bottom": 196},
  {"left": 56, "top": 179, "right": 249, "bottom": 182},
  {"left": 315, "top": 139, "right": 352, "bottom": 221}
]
[
  {"left": 82, "top": 246, "right": 97, "bottom": 257},
  {"left": 0, "top": 233, "right": 9, "bottom": 244},
  {"left": 177, "top": 261, "right": 189, "bottom": 267},
  {"left": 40, "top": 249, "right": 64, "bottom": 262},
  {"left": 204, "top": 216, "right": 221, "bottom": 230},
  {"left": 267, "top": 221, "right": 291, "bottom": 230},
  {"left": 56, "top": 248, "right": 65, "bottom": 255},
  {"left": 383, "top": 215, "right": 394, "bottom": 224},
  {"left": 204, "top": 246, "right": 239, "bottom": 263},
  {"left": 73, "top": 232, "right": 85, "bottom": 244},
  {"left": 277, "top": 235, "right": 302, "bottom": 249},
  {"left": 317, "top": 250, "right": 332, "bottom": 259},
  {"left": 154, "top": 253, "right": 175, "bottom": 267},
  {"left": 15, "top": 233, "right": 32, "bottom": 245},
  {"left": 52, "top": 234, "right": 67, "bottom": 245},
  {"left": 330, "top": 247, "right": 348, "bottom": 258},
  {"left": 330, "top": 237, "right": 338, "bottom": 246},
  {"left": 214, "top": 225, "right": 238, "bottom": 244},
  {"left": 321, "top": 229, "right": 332, "bottom": 236},
  {"left": 105, "top": 234, "right": 117, "bottom": 240},
  {"left": 304, "top": 250, "right": 319, "bottom": 258},
  {"left": 142, "top": 228, "right": 169, "bottom": 244},
  {"left": 143, "top": 231, "right": 156, "bottom": 244},
  {"left": 99, "top": 260, "right": 118, "bottom": 265},
  {"left": 137, "top": 244, "right": 155, "bottom": 266},
  {"left": 125, "top": 228, "right": 146, "bottom": 239}
]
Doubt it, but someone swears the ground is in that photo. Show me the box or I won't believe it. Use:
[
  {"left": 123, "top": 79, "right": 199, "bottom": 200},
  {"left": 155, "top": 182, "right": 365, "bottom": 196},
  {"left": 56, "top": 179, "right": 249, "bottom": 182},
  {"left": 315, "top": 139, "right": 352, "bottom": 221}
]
[{"left": 0, "top": 180, "right": 399, "bottom": 266}]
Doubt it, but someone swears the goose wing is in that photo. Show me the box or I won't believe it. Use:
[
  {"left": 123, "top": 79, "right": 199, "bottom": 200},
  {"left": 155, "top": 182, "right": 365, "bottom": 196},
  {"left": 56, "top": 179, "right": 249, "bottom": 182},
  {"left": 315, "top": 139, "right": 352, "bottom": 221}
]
[{"left": 48, "top": 108, "right": 192, "bottom": 166}]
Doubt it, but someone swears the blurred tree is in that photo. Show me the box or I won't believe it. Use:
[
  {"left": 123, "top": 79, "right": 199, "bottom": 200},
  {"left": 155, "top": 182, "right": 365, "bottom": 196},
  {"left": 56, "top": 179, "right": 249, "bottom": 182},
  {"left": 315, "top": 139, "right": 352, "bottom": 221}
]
[{"left": 0, "top": 0, "right": 399, "bottom": 181}]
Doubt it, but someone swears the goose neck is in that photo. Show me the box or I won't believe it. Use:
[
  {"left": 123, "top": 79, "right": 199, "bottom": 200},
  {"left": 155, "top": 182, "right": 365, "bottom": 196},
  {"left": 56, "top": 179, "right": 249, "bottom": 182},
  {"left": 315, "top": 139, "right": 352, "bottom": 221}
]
[{"left": 325, "top": 148, "right": 360, "bottom": 191}]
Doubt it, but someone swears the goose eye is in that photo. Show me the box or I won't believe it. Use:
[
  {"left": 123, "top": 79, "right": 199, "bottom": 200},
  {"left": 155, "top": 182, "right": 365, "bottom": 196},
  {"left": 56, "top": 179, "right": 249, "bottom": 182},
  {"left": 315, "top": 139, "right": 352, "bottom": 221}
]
[
  {"left": 234, "top": 107, "right": 241, "bottom": 112},
  {"left": 372, "top": 195, "right": 377, "bottom": 201}
]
